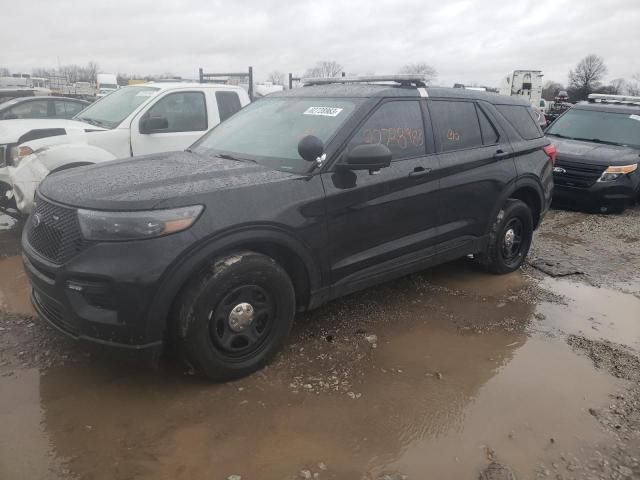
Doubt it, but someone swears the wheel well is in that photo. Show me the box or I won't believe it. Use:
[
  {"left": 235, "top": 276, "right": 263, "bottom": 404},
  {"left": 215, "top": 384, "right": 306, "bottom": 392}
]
[
  {"left": 235, "top": 242, "right": 311, "bottom": 311},
  {"left": 509, "top": 187, "right": 541, "bottom": 228},
  {"left": 170, "top": 241, "right": 312, "bottom": 317}
]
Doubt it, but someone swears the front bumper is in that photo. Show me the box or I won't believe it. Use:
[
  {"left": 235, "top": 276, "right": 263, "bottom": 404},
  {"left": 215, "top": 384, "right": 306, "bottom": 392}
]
[
  {"left": 552, "top": 171, "right": 640, "bottom": 212},
  {"left": 8, "top": 155, "right": 49, "bottom": 214},
  {"left": 22, "top": 225, "right": 190, "bottom": 349}
]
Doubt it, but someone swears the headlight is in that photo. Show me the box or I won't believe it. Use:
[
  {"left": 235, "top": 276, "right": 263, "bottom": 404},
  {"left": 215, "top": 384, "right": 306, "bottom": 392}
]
[
  {"left": 597, "top": 164, "right": 638, "bottom": 182},
  {"left": 78, "top": 205, "right": 204, "bottom": 241}
]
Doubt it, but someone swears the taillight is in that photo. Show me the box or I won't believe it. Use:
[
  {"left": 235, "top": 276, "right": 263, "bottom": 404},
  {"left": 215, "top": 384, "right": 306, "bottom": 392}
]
[{"left": 543, "top": 144, "right": 556, "bottom": 166}]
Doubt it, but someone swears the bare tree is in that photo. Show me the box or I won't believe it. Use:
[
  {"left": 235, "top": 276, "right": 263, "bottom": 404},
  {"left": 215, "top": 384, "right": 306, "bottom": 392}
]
[
  {"left": 0, "top": 67, "right": 9, "bottom": 76},
  {"left": 542, "top": 81, "right": 564, "bottom": 100},
  {"left": 32, "top": 67, "right": 53, "bottom": 78},
  {"left": 86, "top": 61, "right": 99, "bottom": 84},
  {"left": 267, "top": 71, "right": 285, "bottom": 85},
  {"left": 568, "top": 54, "right": 607, "bottom": 100},
  {"left": 398, "top": 62, "right": 437, "bottom": 83},
  {"left": 627, "top": 73, "right": 640, "bottom": 96},
  {"left": 305, "top": 60, "right": 343, "bottom": 78}
]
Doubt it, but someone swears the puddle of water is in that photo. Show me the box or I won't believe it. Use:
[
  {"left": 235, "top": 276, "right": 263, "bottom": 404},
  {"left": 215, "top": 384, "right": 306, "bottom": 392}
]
[
  {"left": 537, "top": 277, "right": 640, "bottom": 351},
  {"left": 0, "top": 255, "right": 34, "bottom": 314},
  {"left": 417, "top": 260, "right": 528, "bottom": 298},
  {"left": 0, "top": 265, "right": 620, "bottom": 480},
  {"left": 0, "top": 369, "right": 61, "bottom": 480}
]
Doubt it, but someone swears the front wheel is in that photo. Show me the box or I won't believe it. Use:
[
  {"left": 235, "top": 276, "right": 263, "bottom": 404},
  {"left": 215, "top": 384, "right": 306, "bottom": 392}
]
[
  {"left": 476, "top": 199, "right": 534, "bottom": 274},
  {"left": 176, "top": 251, "right": 295, "bottom": 381}
]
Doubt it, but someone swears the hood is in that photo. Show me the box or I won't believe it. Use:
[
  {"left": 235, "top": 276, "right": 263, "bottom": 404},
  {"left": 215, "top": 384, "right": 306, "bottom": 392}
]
[
  {"left": 0, "top": 118, "right": 100, "bottom": 144},
  {"left": 39, "top": 151, "right": 299, "bottom": 210},
  {"left": 550, "top": 136, "right": 640, "bottom": 166}
]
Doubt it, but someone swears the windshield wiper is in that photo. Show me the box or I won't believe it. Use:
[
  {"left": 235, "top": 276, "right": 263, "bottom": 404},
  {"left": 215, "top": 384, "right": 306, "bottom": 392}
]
[
  {"left": 76, "top": 117, "right": 108, "bottom": 128},
  {"left": 573, "top": 138, "right": 626, "bottom": 147},
  {"left": 214, "top": 153, "right": 256, "bottom": 164},
  {"left": 546, "top": 133, "right": 574, "bottom": 139}
]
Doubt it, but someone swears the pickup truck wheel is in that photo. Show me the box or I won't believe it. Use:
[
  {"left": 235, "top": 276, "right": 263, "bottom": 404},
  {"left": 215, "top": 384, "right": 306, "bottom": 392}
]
[
  {"left": 477, "top": 199, "right": 533, "bottom": 274},
  {"left": 176, "top": 251, "right": 295, "bottom": 381}
]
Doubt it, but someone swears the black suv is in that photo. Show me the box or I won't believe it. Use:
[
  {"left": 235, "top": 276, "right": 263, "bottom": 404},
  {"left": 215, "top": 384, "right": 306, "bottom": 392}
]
[
  {"left": 545, "top": 94, "right": 640, "bottom": 213},
  {"left": 22, "top": 76, "right": 554, "bottom": 380}
]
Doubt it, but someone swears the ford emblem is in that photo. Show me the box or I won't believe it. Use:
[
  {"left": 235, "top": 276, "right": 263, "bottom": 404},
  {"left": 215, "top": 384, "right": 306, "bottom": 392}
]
[
  {"left": 32, "top": 213, "right": 42, "bottom": 228},
  {"left": 553, "top": 167, "right": 566, "bottom": 174}
]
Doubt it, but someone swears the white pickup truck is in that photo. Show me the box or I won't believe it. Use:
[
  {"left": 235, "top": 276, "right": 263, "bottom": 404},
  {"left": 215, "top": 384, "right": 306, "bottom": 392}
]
[{"left": 0, "top": 82, "right": 250, "bottom": 213}]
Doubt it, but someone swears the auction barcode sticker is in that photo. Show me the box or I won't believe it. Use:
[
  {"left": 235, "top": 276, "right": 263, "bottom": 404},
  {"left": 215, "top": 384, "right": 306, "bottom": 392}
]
[{"left": 304, "top": 106, "right": 343, "bottom": 117}]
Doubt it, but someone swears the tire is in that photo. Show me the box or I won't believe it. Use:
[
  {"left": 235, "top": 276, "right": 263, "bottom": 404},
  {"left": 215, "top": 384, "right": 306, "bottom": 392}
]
[
  {"left": 175, "top": 251, "right": 295, "bottom": 381},
  {"left": 476, "top": 199, "right": 534, "bottom": 274}
]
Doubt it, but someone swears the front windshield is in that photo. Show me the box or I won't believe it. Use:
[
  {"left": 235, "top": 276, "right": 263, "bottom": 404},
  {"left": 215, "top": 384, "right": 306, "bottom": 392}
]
[
  {"left": 546, "top": 108, "right": 640, "bottom": 148},
  {"left": 191, "top": 97, "right": 361, "bottom": 173},
  {"left": 74, "top": 86, "right": 159, "bottom": 129}
]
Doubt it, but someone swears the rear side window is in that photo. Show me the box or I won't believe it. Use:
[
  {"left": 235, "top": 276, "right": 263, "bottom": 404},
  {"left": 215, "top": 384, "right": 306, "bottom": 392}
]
[
  {"left": 496, "top": 105, "right": 542, "bottom": 140},
  {"left": 429, "top": 100, "right": 483, "bottom": 152},
  {"left": 477, "top": 106, "right": 499, "bottom": 145},
  {"left": 216, "top": 91, "right": 242, "bottom": 122},
  {"left": 348, "top": 100, "right": 425, "bottom": 161}
]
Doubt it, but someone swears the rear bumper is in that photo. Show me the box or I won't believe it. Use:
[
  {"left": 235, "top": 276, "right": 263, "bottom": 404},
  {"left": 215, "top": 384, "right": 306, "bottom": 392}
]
[{"left": 552, "top": 171, "right": 639, "bottom": 212}]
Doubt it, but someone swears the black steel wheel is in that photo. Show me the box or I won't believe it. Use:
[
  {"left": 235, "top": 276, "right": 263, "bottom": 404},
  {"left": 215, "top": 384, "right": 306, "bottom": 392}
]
[
  {"left": 476, "top": 199, "right": 534, "bottom": 274},
  {"left": 208, "top": 285, "right": 275, "bottom": 356},
  {"left": 501, "top": 217, "right": 524, "bottom": 261},
  {"left": 176, "top": 251, "right": 295, "bottom": 381}
]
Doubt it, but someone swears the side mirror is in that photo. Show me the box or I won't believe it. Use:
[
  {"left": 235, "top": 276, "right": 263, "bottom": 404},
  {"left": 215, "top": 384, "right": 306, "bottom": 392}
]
[
  {"left": 140, "top": 116, "right": 168, "bottom": 134},
  {"left": 340, "top": 143, "right": 392, "bottom": 171},
  {"left": 298, "top": 135, "right": 324, "bottom": 162}
]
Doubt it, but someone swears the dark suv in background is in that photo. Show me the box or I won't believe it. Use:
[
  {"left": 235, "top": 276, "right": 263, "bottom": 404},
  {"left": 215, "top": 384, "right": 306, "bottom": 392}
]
[
  {"left": 546, "top": 94, "right": 640, "bottom": 213},
  {"left": 22, "top": 76, "right": 554, "bottom": 381}
]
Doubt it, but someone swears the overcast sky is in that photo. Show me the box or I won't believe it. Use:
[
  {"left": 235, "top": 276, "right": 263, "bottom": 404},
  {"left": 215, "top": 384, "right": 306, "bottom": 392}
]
[{"left": 1, "top": 0, "right": 639, "bottom": 87}]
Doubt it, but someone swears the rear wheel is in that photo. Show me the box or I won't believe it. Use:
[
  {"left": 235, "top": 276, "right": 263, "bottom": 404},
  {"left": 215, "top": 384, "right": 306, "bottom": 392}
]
[
  {"left": 477, "top": 199, "right": 533, "bottom": 274},
  {"left": 176, "top": 251, "right": 295, "bottom": 381}
]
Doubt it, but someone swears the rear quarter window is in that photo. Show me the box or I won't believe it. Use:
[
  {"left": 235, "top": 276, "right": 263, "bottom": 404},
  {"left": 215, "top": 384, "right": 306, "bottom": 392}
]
[
  {"left": 216, "top": 91, "right": 242, "bottom": 122},
  {"left": 496, "top": 104, "right": 542, "bottom": 140}
]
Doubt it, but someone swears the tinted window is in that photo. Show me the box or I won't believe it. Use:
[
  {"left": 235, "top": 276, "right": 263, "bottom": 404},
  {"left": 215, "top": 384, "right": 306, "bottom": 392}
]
[
  {"left": 5, "top": 99, "right": 49, "bottom": 119},
  {"left": 146, "top": 92, "right": 207, "bottom": 132},
  {"left": 477, "top": 106, "right": 499, "bottom": 145},
  {"left": 430, "top": 100, "right": 483, "bottom": 152},
  {"left": 216, "top": 91, "right": 242, "bottom": 122},
  {"left": 496, "top": 105, "right": 542, "bottom": 140},
  {"left": 348, "top": 101, "right": 425, "bottom": 161}
]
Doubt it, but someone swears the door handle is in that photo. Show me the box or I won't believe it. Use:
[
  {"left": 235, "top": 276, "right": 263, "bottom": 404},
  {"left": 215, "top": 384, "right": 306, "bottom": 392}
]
[
  {"left": 494, "top": 150, "right": 510, "bottom": 160},
  {"left": 409, "top": 167, "right": 432, "bottom": 178}
]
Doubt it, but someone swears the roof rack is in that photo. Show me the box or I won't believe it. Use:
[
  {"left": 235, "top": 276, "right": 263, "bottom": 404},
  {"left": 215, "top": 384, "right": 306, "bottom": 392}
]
[
  {"left": 302, "top": 75, "right": 427, "bottom": 87},
  {"left": 588, "top": 93, "right": 640, "bottom": 106}
]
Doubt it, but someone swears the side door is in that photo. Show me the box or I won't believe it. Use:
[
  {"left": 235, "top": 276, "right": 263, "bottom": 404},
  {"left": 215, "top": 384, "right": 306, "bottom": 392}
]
[
  {"left": 321, "top": 99, "right": 441, "bottom": 290},
  {"left": 427, "top": 99, "right": 516, "bottom": 247},
  {"left": 130, "top": 90, "right": 209, "bottom": 155}
]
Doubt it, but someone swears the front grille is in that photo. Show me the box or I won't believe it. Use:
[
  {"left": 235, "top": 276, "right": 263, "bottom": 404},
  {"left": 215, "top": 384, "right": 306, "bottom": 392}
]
[
  {"left": 26, "top": 196, "right": 87, "bottom": 264},
  {"left": 33, "top": 289, "right": 78, "bottom": 336},
  {"left": 553, "top": 158, "right": 606, "bottom": 188}
]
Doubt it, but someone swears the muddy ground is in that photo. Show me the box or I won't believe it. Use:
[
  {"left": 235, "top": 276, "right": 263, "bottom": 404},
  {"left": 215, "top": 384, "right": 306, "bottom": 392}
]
[{"left": 0, "top": 206, "right": 639, "bottom": 480}]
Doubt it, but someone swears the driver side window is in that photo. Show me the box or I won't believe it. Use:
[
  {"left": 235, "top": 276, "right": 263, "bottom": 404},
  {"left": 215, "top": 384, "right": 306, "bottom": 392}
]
[
  {"left": 347, "top": 100, "right": 426, "bottom": 161},
  {"left": 146, "top": 92, "right": 207, "bottom": 132}
]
